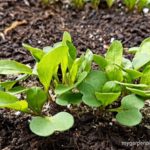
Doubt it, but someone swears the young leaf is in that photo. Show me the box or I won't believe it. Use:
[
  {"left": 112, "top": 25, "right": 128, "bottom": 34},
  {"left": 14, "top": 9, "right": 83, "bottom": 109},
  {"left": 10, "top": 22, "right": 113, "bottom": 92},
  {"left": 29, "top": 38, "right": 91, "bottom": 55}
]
[
  {"left": 93, "top": 54, "right": 107, "bottom": 69},
  {"left": 137, "top": 0, "right": 148, "bottom": 12},
  {"left": 91, "top": 0, "right": 100, "bottom": 8},
  {"left": 106, "top": 0, "right": 115, "bottom": 8},
  {"left": 55, "top": 71, "right": 87, "bottom": 95},
  {"left": 37, "top": 46, "right": 68, "bottom": 91},
  {"left": 83, "top": 70, "right": 107, "bottom": 91},
  {"left": 56, "top": 91, "right": 82, "bottom": 106},
  {"left": 23, "top": 43, "right": 45, "bottom": 62},
  {"left": 126, "top": 87, "right": 150, "bottom": 97},
  {"left": 140, "top": 65, "right": 150, "bottom": 85},
  {"left": 78, "top": 82, "right": 102, "bottom": 107},
  {"left": 8, "top": 86, "right": 28, "bottom": 95},
  {"left": 95, "top": 92, "right": 121, "bottom": 106},
  {"left": 106, "top": 65, "right": 123, "bottom": 81},
  {"left": 30, "top": 112, "right": 74, "bottom": 137},
  {"left": 0, "top": 81, "right": 17, "bottom": 91},
  {"left": 123, "top": 0, "right": 137, "bottom": 11},
  {"left": 102, "top": 81, "right": 121, "bottom": 93},
  {"left": 128, "top": 47, "right": 140, "bottom": 54},
  {"left": 121, "top": 94, "right": 144, "bottom": 109},
  {"left": 0, "top": 90, "right": 18, "bottom": 106},
  {"left": 0, "top": 60, "right": 32, "bottom": 75},
  {"left": 26, "top": 87, "right": 47, "bottom": 114},
  {"left": 105, "top": 40, "right": 123, "bottom": 66},
  {"left": 116, "top": 108, "right": 142, "bottom": 126},
  {"left": 132, "top": 38, "right": 150, "bottom": 70},
  {"left": 116, "top": 94, "right": 144, "bottom": 126}
]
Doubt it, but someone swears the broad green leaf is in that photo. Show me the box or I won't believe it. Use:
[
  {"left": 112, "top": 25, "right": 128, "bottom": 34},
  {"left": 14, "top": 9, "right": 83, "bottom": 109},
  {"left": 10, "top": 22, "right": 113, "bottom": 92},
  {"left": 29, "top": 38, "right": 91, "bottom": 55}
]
[
  {"left": 106, "top": 0, "right": 115, "bottom": 8},
  {"left": 133, "top": 38, "right": 150, "bottom": 70},
  {"left": 93, "top": 54, "right": 107, "bottom": 69},
  {"left": 84, "top": 70, "right": 107, "bottom": 91},
  {"left": 0, "top": 91, "right": 18, "bottom": 106},
  {"left": 106, "top": 65, "right": 123, "bottom": 81},
  {"left": 37, "top": 46, "right": 68, "bottom": 91},
  {"left": 55, "top": 71, "right": 87, "bottom": 95},
  {"left": 30, "top": 112, "right": 74, "bottom": 137},
  {"left": 105, "top": 40, "right": 123, "bottom": 66},
  {"left": 0, "top": 81, "right": 16, "bottom": 91},
  {"left": 78, "top": 82, "right": 101, "bottom": 107},
  {"left": 95, "top": 92, "right": 121, "bottom": 106},
  {"left": 3, "top": 100, "right": 28, "bottom": 112},
  {"left": 26, "top": 87, "right": 47, "bottom": 114},
  {"left": 23, "top": 43, "right": 45, "bottom": 62},
  {"left": 121, "top": 94, "right": 144, "bottom": 109},
  {"left": 102, "top": 81, "right": 121, "bottom": 93},
  {"left": 124, "top": 69, "right": 143, "bottom": 80},
  {"left": 0, "top": 60, "right": 32, "bottom": 75},
  {"left": 140, "top": 65, "right": 150, "bottom": 85},
  {"left": 56, "top": 91, "right": 82, "bottom": 106},
  {"left": 116, "top": 108, "right": 142, "bottom": 126}
]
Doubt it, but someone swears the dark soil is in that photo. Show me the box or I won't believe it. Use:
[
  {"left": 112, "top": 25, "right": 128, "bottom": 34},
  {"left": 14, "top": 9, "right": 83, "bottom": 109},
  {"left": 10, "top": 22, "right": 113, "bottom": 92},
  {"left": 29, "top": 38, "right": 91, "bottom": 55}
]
[{"left": 0, "top": 0, "right": 150, "bottom": 150}]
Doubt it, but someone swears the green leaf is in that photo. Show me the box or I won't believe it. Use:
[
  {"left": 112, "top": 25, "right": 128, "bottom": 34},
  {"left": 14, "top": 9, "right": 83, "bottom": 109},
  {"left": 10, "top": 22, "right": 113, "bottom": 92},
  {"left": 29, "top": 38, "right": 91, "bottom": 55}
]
[
  {"left": 126, "top": 87, "right": 150, "bottom": 97},
  {"left": 128, "top": 47, "right": 140, "bottom": 54},
  {"left": 93, "top": 54, "right": 107, "bottom": 69},
  {"left": 8, "top": 86, "right": 28, "bottom": 95},
  {"left": 105, "top": 40, "right": 123, "bottom": 66},
  {"left": 102, "top": 81, "right": 121, "bottom": 93},
  {"left": 95, "top": 92, "right": 121, "bottom": 106},
  {"left": 116, "top": 108, "right": 142, "bottom": 126},
  {"left": 30, "top": 112, "right": 74, "bottom": 137},
  {"left": 91, "top": 0, "right": 100, "bottom": 8},
  {"left": 78, "top": 82, "right": 101, "bottom": 107},
  {"left": 137, "top": 0, "right": 148, "bottom": 12},
  {"left": 133, "top": 38, "right": 150, "bottom": 70},
  {"left": 69, "top": 57, "right": 84, "bottom": 84},
  {"left": 0, "top": 60, "right": 32, "bottom": 75},
  {"left": 0, "top": 90, "right": 18, "bottom": 106},
  {"left": 0, "top": 81, "right": 17, "bottom": 91},
  {"left": 122, "top": 58, "right": 132, "bottom": 69},
  {"left": 23, "top": 43, "right": 45, "bottom": 62},
  {"left": 106, "top": 0, "right": 115, "bottom": 8},
  {"left": 106, "top": 65, "right": 123, "bottom": 81},
  {"left": 121, "top": 94, "right": 144, "bottom": 109},
  {"left": 84, "top": 70, "right": 107, "bottom": 91},
  {"left": 81, "top": 49, "right": 93, "bottom": 73},
  {"left": 56, "top": 91, "right": 82, "bottom": 106},
  {"left": 37, "top": 46, "right": 68, "bottom": 91},
  {"left": 124, "top": 69, "right": 143, "bottom": 80},
  {"left": 26, "top": 87, "right": 47, "bottom": 114},
  {"left": 123, "top": 0, "right": 137, "bottom": 11},
  {"left": 115, "top": 81, "right": 148, "bottom": 88},
  {"left": 0, "top": 91, "right": 28, "bottom": 112},
  {"left": 62, "top": 31, "right": 72, "bottom": 44},
  {"left": 116, "top": 94, "right": 144, "bottom": 126},
  {"left": 55, "top": 71, "right": 87, "bottom": 95},
  {"left": 140, "top": 65, "right": 150, "bottom": 85}
]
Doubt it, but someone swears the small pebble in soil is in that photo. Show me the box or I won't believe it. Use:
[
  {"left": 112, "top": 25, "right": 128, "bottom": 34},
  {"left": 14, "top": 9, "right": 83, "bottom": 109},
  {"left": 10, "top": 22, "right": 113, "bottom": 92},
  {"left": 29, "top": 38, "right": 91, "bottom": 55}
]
[
  {"left": 14, "top": 111, "right": 21, "bottom": 116},
  {"left": 143, "top": 8, "right": 149, "bottom": 14}
]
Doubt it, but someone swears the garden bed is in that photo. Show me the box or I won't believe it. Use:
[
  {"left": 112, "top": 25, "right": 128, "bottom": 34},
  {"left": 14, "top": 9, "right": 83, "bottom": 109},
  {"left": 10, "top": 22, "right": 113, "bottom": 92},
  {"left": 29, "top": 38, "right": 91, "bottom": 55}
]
[{"left": 0, "top": 0, "right": 150, "bottom": 149}]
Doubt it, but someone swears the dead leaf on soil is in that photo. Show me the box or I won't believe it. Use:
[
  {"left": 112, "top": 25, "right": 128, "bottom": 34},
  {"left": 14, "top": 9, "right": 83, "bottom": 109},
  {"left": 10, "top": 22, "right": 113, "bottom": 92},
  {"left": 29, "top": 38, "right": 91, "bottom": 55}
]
[{"left": 4, "top": 20, "right": 27, "bottom": 35}]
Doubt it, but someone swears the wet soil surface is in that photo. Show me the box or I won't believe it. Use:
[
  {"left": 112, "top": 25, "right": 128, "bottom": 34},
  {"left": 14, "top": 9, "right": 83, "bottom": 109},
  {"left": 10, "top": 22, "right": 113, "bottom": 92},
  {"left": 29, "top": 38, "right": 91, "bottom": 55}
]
[{"left": 0, "top": 0, "right": 150, "bottom": 149}]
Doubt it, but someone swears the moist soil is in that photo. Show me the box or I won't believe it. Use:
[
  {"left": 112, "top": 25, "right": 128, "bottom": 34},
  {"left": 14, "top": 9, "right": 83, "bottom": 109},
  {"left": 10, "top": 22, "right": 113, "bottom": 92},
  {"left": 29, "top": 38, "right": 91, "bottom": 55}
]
[{"left": 0, "top": 0, "right": 150, "bottom": 150}]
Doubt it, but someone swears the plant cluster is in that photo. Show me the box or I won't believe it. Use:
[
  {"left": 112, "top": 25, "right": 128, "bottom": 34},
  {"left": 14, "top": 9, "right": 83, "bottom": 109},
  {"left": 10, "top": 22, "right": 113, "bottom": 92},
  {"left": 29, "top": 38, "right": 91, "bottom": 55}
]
[
  {"left": 41, "top": 0, "right": 150, "bottom": 12},
  {"left": 0, "top": 32, "right": 150, "bottom": 136}
]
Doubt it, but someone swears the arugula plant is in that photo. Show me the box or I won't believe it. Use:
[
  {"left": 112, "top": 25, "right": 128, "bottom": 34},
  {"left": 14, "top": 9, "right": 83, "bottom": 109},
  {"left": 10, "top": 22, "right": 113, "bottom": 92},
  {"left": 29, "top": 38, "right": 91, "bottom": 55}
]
[
  {"left": 0, "top": 32, "right": 150, "bottom": 136},
  {"left": 72, "top": 0, "right": 85, "bottom": 9}
]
